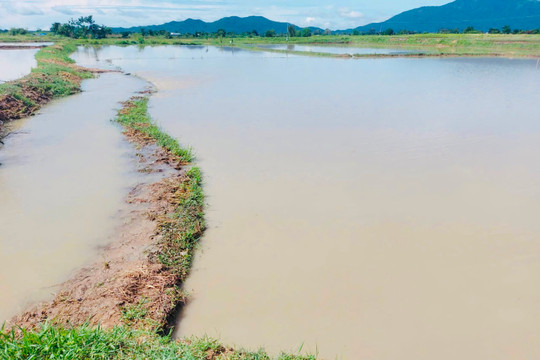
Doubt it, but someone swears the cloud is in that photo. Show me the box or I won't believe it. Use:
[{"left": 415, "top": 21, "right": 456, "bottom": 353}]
[
  {"left": 338, "top": 8, "right": 364, "bottom": 19},
  {"left": 304, "top": 17, "right": 316, "bottom": 25}
]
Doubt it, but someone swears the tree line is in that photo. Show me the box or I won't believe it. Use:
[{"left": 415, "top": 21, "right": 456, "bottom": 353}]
[{"left": 50, "top": 16, "right": 111, "bottom": 39}]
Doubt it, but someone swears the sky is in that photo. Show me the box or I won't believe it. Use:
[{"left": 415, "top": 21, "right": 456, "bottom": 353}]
[{"left": 0, "top": 0, "right": 453, "bottom": 30}]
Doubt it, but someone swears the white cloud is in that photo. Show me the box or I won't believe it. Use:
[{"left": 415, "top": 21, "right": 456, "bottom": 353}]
[
  {"left": 338, "top": 8, "right": 363, "bottom": 19},
  {"left": 304, "top": 16, "right": 316, "bottom": 25}
]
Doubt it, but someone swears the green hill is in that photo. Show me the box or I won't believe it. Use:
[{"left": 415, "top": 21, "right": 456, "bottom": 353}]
[
  {"left": 112, "top": 16, "right": 322, "bottom": 35},
  {"left": 350, "top": 0, "right": 540, "bottom": 33}
]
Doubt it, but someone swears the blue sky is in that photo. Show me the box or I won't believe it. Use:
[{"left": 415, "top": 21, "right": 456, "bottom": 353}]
[{"left": 0, "top": 0, "right": 452, "bottom": 30}]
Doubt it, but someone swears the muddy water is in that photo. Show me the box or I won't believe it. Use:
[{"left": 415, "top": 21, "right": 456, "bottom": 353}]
[
  {"left": 0, "top": 73, "right": 145, "bottom": 322},
  {"left": 74, "top": 46, "right": 540, "bottom": 360},
  {"left": 257, "top": 44, "right": 414, "bottom": 55},
  {"left": 0, "top": 48, "right": 39, "bottom": 83}
]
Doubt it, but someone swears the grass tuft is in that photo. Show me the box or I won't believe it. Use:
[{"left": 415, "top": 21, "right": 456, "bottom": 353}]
[{"left": 114, "top": 97, "right": 194, "bottom": 163}]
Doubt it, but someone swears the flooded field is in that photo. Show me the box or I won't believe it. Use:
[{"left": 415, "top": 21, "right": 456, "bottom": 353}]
[
  {"left": 0, "top": 48, "right": 39, "bottom": 83},
  {"left": 0, "top": 73, "right": 145, "bottom": 322},
  {"left": 74, "top": 46, "right": 539, "bottom": 359},
  {"left": 256, "top": 43, "right": 413, "bottom": 55}
]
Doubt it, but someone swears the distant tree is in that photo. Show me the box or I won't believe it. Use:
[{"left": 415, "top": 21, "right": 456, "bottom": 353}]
[
  {"left": 121, "top": 31, "right": 131, "bottom": 38},
  {"left": 352, "top": 29, "right": 360, "bottom": 36},
  {"left": 438, "top": 28, "right": 459, "bottom": 34},
  {"left": 251, "top": 29, "right": 259, "bottom": 37},
  {"left": 383, "top": 28, "right": 394, "bottom": 35},
  {"left": 501, "top": 25, "right": 511, "bottom": 34},
  {"left": 216, "top": 28, "right": 226, "bottom": 37},
  {"left": 8, "top": 28, "right": 28, "bottom": 35},
  {"left": 265, "top": 29, "right": 276, "bottom": 37},
  {"left": 50, "top": 22, "right": 61, "bottom": 34},
  {"left": 140, "top": 28, "right": 147, "bottom": 36},
  {"left": 287, "top": 24, "right": 296, "bottom": 37},
  {"left": 488, "top": 28, "right": 501, "bottom": 34},
  {"left": 324, "top": 29, "right": 332, "bottom": 36},
  {"left": 300, "top": 28, "right": 312, "bottom": 37},
  {"left": 50, "top": 16, "right": 110, "bottom": 39},
  {"left": 463, "top": 26, "right": 480, "bottom": 34}
]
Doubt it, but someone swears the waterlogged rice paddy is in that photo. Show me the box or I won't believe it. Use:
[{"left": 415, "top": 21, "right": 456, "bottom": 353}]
[
  {"left": 256, "top": 43, "right": 414, "bottom": 55},
  {"left": 0, "top": 73, "right": 146, "bottom": 322},
  {"left": 0, "top": 48, "right": 39, "bottom": 83},
  {"left": 9, "top": 45, "right": 540, "bottom": 359}
]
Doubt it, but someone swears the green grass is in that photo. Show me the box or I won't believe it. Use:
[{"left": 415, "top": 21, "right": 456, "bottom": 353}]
[
  {"left": 72, "top": 33, "right": 540, "bottom": 58},
  {"left": 0, "top": 324, "right": 316, "bottom": 360},
  {"left": 157, "top": 166, "right": 205, "bottom": 276},
  {"left": 114, "top": 97, "right": 194, "bottom": 163}
]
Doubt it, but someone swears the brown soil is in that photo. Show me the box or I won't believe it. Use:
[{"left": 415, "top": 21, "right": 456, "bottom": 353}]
[
  {"left": 10, "top": 129, "right": 188, "bottom": 330},
  {"left": 0, "top": 45, "right": 47, "bottom": 50}
]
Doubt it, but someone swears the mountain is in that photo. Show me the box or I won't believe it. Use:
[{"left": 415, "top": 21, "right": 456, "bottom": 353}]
[
  {"left": 112, "top": 16, "right": 321, "bottom": 34},
  {"left": 347, "top": 0, "right": 540, "bottom": 33}
]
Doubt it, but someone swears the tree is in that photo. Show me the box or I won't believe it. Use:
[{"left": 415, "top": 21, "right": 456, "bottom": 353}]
[
  {"left": 502, "top": 25, "right": 511, "bottom": 34},
  {"left": 352, "top": 29, "right": 360, "bottom": 36},
  {"left": 383, "top": 28, "right": 394, "bottom": 35},
  {"left": 216, "top": 28, "right": 226, "bottom": 38},
  {"left": 50, "top": 22, "right": 61, "bottom": 34},
  {"left": 488, "top": 28, "right": 501, "bottom": 34},
  {"left": 300, "top": 28, "right": 312, "bottom": 37},
  {"left": 265, "top": 29, "right": 276, "bottom": 37},
  {"left": 50, "top": 16, "right": 111, "bottom": 39},
  {"left": 287, "top": 24, "right": 296, "bottom": 37},
  {"left": 463, "top": 26, "right": 479, "bottom": 34},
  {"left": 9, "top": 28, "right": 28, "bottom": 35}
]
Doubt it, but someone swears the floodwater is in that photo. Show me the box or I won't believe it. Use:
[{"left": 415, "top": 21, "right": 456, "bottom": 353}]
[
  {"left": 74, "top": 46, "right": 540, "bottom": 360},
  {"left": 257, "top": 43, "right": 413, "bottom": 55},
  {"left": 0, "top": 73, "right": 145, "bottom": 322},
  {"left": 0, "top": 47, "right": 39, "bottom": 83}
]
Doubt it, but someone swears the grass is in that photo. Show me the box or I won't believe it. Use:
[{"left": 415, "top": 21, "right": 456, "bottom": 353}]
[
  {"left": 114, "top": 97, "right": 194, "bottom": 163},
  {"left": 69, "top": 33, "right": 540, "bottom": 58},
  {"left": 0, "top": 324, "right": 316, "bottom": 360},
  {"left": 157, "top": 166, "right": 205, "bottom": 276}
]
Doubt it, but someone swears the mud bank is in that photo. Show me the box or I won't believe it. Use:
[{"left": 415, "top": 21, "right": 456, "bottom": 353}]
[{"left": 10, "top": 96, "right": 202, "bottom": 331}]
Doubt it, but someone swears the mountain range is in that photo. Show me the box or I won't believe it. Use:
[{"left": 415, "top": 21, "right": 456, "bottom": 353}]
[
  {"left": 349, "top": 0, "right": 540, "bottom": 33},
  {"left": 112, "top": 0, "right": 540, "bottom": 34},
  {"left": 112, "top": 16, "right": 322, "bottom": 35}
]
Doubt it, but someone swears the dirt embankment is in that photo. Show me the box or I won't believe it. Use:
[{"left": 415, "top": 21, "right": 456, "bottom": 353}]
[{"left": 10, "top": 109, "right": 194, "bottom": 331}]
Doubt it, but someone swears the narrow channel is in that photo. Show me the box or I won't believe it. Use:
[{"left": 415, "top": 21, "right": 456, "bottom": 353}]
[{"left": 0, "top": 72, "right": 146, "bottom": 322}]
